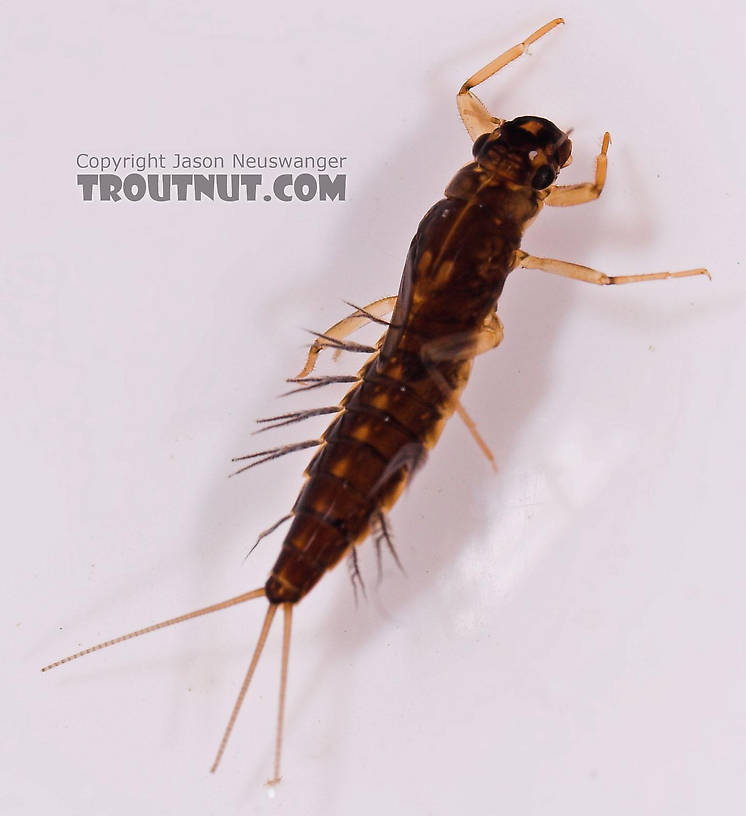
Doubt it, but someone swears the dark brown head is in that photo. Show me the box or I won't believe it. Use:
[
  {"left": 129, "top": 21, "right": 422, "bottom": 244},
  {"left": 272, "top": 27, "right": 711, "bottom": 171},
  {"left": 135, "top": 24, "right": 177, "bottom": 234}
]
[{"left": 472, "top": 115, "right": 572, "bottom": 190}]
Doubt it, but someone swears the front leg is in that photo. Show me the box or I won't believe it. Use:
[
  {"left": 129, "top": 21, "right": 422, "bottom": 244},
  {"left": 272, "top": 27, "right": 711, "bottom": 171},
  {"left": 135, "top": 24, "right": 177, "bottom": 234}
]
[
  {"left": 457, "top": 19, "right": 564, "bottom": 142},
  {"left": 545, "top": 132, "right": 610, "bottom": 207}
]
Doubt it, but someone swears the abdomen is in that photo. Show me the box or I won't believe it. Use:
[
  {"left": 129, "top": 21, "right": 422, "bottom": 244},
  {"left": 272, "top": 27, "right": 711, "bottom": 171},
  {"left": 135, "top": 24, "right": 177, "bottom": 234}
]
[
  {"left": 266, "top": 180, "right": 522, "bottom": 604},
  {"left": 264, "top": 349, "right": 471, "bottom": 604}
]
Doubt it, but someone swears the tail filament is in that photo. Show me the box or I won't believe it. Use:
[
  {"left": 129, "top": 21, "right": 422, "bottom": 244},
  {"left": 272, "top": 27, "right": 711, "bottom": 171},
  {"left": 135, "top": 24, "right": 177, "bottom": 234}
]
[{"left": 210, "top": 603, "right": 278, "bottom": 774}]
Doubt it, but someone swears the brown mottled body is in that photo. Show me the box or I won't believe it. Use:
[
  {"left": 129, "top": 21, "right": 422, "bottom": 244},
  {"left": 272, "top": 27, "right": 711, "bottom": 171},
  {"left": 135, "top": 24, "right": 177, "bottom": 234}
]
[
  {"left": 266, "top": 160, "right": 542, "bottom": 604},
  {"left": 42, "top": 20, "right": 708, "bottom": 786}
]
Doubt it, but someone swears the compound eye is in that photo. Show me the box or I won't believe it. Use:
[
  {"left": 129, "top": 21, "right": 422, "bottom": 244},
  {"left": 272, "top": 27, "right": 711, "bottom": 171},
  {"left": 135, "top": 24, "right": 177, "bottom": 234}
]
[
  {"left": 472, "top": 133, "right": 490, "bottom": 159},
  {"left": 531, "top": 165, "right": 556, "bottom": 189}
]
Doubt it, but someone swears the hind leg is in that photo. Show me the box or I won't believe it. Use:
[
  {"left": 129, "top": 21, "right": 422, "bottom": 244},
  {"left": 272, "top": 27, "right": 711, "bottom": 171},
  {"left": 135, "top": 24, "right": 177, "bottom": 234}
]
[{"left": 420, "top": 313, "right": 504, "bottom": 471}]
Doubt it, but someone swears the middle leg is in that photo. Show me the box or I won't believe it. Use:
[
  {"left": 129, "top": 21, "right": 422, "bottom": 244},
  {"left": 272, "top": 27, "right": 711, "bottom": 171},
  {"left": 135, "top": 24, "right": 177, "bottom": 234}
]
[{"left": 515, "top": 251, "right": 710, "bottom": 285}]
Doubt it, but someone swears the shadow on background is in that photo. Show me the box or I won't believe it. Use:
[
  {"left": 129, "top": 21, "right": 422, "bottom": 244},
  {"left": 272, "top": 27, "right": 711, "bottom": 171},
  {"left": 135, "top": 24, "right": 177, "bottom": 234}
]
[{"left": 186, "top": 31, "right": 638, "bottom": 788}]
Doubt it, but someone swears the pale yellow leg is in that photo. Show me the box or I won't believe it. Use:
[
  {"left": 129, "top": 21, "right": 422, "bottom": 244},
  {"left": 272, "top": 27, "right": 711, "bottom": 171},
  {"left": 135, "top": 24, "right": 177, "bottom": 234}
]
[
  {"left": 422, "top": 313, "right": 504, "bottom": 471},
  {"left": 545, "top": 132, "right": 611, "bottom": 206},
  {"left": 297, "top": 296, "right": 397, "bottom": 378},
  {"left": 458, "top": 18, "right": 565, "bottom": 142},
  {"left": 474, "top": 311, "right": 504, "bottom": 354},
  {"left": 516, "top": 251, "right": 710, "bottom": 285}
]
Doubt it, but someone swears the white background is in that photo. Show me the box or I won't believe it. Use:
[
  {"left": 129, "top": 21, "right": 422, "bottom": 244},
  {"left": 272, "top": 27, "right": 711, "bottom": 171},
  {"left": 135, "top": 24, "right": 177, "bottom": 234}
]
[{"left": 3, "top": 2, "right": 745, "bottom": 814}]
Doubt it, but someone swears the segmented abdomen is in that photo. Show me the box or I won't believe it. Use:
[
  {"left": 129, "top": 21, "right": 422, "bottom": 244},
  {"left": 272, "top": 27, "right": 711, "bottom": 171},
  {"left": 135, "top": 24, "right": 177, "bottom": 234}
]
[
  {"left": 264, "top": 179, "right": 525, "bottom": 605},
  {"left": 264, "top": 349, "right": 471, "bottom": 604}
]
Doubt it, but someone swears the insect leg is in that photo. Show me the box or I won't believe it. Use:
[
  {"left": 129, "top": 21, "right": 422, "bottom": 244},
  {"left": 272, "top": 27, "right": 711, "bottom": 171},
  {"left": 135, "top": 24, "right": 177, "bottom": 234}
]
[
  {"left": 545, "top": 132, "right": 611, "bottom": 206},
  {"left": 420, "top": 314, "right": 504, "bottom": 470},
  {"left": 297, "top": 295, "right": 397, "bottom": 377},
  {"left": 458, "top": 18, "right": 564, "bottom": 142},
  {"left": 420, "top": 313, "right": 504, "bottom": 362},
  {"left": 515, "top": 251, "right": 710, "bottom": 285},
  {"left": 475, "top": 312, "right": 504, "bottom": 354}
]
